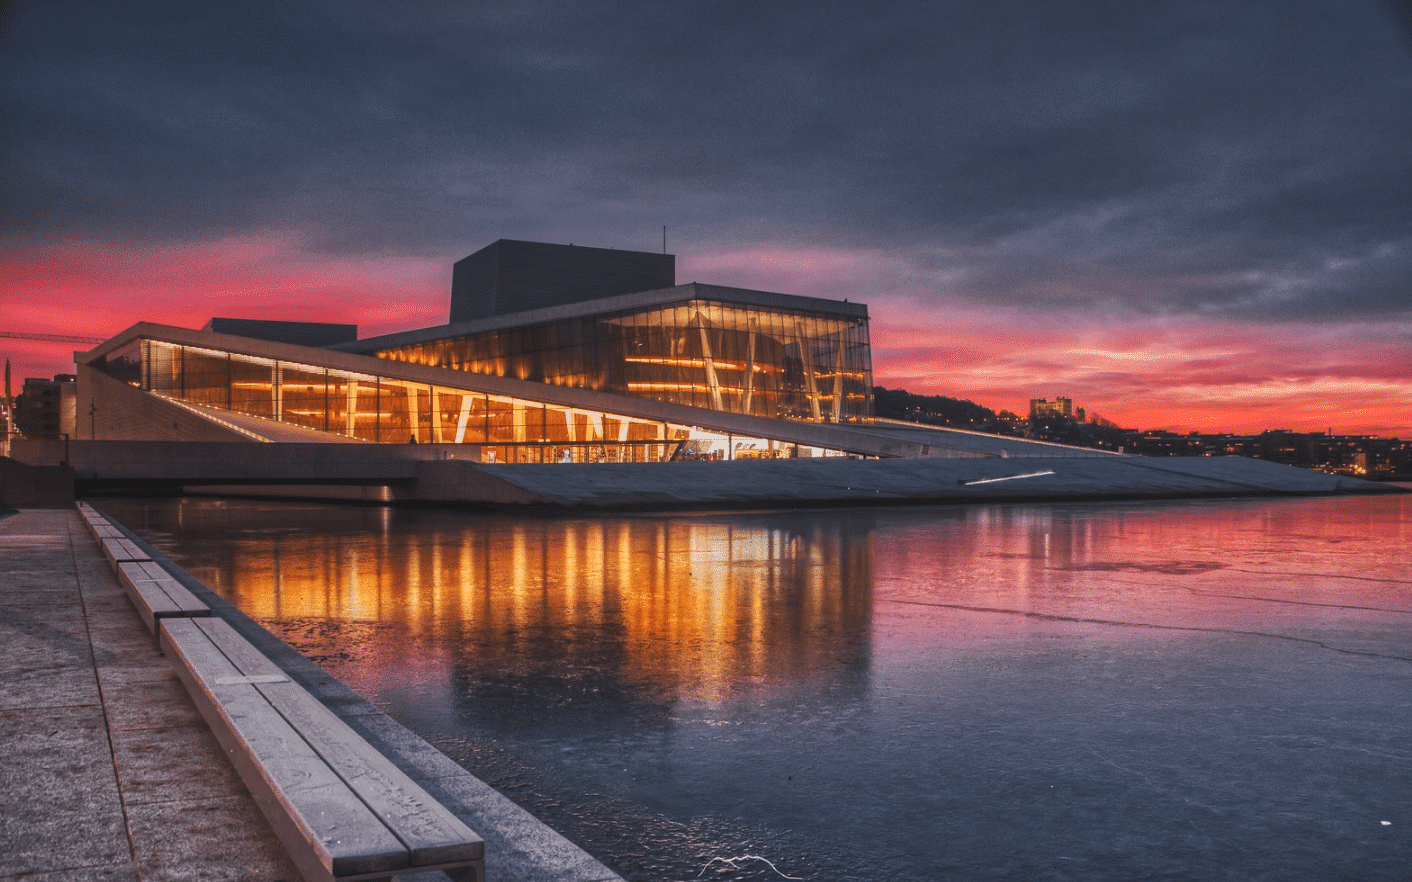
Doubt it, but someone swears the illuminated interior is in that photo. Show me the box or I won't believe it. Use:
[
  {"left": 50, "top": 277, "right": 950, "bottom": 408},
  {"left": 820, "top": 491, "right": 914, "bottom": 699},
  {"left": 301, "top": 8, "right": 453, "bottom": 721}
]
[
  {"left": 369, "top": 297, "right": 874, "bottom": 424},
  {"left": 97, "top": 337, "right": 860, "bottom": 462}
]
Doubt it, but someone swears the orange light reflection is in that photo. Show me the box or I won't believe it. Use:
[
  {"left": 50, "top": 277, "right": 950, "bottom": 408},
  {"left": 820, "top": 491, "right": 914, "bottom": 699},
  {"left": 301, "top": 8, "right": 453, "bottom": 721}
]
[{"left": 205, "top": 515, "right": 875, "bottom": 707}]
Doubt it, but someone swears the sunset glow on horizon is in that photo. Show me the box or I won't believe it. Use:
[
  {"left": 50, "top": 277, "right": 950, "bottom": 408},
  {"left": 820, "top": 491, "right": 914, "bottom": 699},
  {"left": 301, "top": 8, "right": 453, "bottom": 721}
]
[
  {"left": 3, "top": 3, "right": 1408, "bottom": 439},
  {"left": 3, "top": 235, "right": 1406, "bottom": 438}
]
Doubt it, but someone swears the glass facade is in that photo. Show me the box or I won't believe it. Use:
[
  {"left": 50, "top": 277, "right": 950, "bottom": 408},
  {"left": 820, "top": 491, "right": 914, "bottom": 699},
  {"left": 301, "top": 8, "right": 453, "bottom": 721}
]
[
  {"left": 370, "top": 297, "right": 874, "bottom": 423},
  {"left": 98, "top": 339, "right": 858, "bottom": 463}
]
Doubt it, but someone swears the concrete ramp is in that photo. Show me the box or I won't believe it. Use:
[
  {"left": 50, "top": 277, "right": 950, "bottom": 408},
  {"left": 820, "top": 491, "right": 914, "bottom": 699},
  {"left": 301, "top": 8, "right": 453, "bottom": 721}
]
[{"left": 414, "top": 455, "right": 1396, "bottom": 509}]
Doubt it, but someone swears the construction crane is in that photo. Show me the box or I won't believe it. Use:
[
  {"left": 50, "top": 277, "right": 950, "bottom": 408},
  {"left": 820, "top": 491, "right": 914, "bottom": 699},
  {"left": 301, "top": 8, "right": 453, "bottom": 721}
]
[{"left": 0, "top": 331, "right": 106, "bottom": 344}]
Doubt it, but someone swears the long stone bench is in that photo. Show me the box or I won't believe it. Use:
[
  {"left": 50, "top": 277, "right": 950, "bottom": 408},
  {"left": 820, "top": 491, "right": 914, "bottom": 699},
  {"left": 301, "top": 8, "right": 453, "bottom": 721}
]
[
  {"left": 78, "top": 502, "right": 489, "bottom": 880},
  {"left": 76, "top": 501, "right": 115, "bottom": 539},
  {"left": 97, "top": 533, "right": 149, "bottom": 566},
  {"left": 160, "top": 616, "right": 485, "bottom": 882},
  {"left": 76, "top": 501, "right": 213, "bottom": 642},
  {"left": 77, "top": 503, "right": 156, "bottom": 567},
  {"left": 78, "top": 503, "right": 151, "bottom": 547},
  {"left": 116, "top": 559, "right": 212, "bottom": 637}
]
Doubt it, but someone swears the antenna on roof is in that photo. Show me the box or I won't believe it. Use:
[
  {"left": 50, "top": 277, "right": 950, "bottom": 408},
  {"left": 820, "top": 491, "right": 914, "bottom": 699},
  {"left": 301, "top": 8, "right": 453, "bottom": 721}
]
[{"left": 663, "top": 226, "right": 667, "bottom": 254}]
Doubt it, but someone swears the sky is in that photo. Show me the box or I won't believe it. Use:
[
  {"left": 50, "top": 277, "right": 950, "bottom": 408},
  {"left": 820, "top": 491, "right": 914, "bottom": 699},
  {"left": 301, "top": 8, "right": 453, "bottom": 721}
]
[{"left": 2, "top": 0, "right": 1410, "bottom": 436}]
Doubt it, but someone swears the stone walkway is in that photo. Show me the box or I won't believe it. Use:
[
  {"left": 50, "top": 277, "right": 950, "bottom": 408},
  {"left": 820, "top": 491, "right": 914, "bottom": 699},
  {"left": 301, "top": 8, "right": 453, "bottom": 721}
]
[{"left": 0, "top": 508, "right": 300, "bottom": 881}]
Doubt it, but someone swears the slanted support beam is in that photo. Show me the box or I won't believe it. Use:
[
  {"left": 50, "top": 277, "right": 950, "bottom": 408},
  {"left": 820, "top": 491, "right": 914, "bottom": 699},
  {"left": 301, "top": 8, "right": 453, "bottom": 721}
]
[
  {"left": 344, "top": 381, "right": 358, "bottom": 437},
  {"left": 694, "top": 311, "right": 724, "bottom": 412},
  {"left": 741, "top": 324, "right": 757, "bottom": 416},
  {"left": 797, "top": 322, "right": 822, "bottom": 422},
  {"left": 430, "top": 387, "right": 443, "bottom": 443},
  {"left": 832, "top": 330, "right": 846, "bottom": 424},
  {"left": 272, "top": 363, "right": 283, "bottom": 422},
  {"left": 454, "top": 395, "right": 472, "bottom": 444}
]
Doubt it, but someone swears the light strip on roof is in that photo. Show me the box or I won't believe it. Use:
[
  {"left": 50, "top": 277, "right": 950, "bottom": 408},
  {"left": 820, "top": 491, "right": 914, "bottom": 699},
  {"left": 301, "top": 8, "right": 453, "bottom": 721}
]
[{"left": 957, "top": 470, "right": 1056, "bottom": 486}]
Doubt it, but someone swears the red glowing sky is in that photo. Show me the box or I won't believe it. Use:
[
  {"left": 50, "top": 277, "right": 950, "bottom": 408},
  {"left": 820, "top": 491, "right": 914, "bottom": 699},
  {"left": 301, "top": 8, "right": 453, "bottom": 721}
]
[
  {"left": 2, "top": 235, "right": 1408, "bottom": 438},
  {"left": 3, "top": 3, "right": 1409, "bottom": 438}
]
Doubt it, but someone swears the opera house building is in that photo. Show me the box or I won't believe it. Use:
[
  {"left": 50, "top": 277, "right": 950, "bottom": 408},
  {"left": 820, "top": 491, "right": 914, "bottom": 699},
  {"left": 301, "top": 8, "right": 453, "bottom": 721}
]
[
  {"left": 76, "top": 239, "right": 897, "bottom": 462},
  {"left": 49, "top": 238, "right": 1379, "bottom": 508}
]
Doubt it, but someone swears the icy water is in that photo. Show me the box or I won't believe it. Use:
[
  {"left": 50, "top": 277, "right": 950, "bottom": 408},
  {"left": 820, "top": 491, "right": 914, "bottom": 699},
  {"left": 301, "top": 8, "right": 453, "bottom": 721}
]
[{"left": 97, "top": 490, "right": 1412, "bottom": 881}]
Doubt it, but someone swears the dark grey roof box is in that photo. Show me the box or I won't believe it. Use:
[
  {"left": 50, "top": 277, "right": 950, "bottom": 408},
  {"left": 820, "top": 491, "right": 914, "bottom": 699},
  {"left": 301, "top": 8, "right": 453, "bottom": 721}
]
[
  {"left": 203, "top": 318, "right": 358, "bottom": 347},
  {"left": 450, "top": 239, "right": 675, "bottom": 323}
]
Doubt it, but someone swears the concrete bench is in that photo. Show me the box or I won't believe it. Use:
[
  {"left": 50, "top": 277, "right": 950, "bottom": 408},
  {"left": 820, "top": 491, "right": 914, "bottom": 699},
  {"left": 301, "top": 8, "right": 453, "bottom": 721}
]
[
  {"left": 99, "top": 534, "right": 151, "bottom": 567},
  {"left": 76, "top": 503, "right": 116, "bottom": 538},
  {"left": 116, "top": 560, "right": 211, "bottom": 636},
  {"left": 90, "top": 523, "right": 125, "bottom": 539},
  {"left": 76, "top": 504, "right": 209, "bottom": 636},
  {"left": 160, "top": 617, "right": 485, "bottom": 882},
  {"left": 77, "top": 504, "right": 146, "bottom": 546},
  {"left": 77, "top": 504, "right": 143, "bottom": 559}
]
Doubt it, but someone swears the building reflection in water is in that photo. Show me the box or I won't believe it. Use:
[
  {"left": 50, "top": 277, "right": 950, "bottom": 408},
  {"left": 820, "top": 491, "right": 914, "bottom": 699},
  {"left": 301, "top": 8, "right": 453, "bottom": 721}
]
[{"left": 135, "top": 500, "right": 876, "bottom": 720}]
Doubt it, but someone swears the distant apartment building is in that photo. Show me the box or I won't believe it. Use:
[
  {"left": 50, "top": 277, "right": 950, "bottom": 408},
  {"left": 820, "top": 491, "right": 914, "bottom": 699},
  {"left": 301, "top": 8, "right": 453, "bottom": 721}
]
[
  {"left": 1029, "top": 397, "right": 1074, "bottom": 420},
  {"left": 12, "top": 374, "right": 76, "bottom": 439}
]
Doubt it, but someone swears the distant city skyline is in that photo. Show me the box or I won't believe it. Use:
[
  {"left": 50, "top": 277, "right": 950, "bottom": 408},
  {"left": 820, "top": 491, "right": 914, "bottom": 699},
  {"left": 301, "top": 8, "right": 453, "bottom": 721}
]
[{"left": 3, "top": 2, "right": 1409, "bottom": 437}]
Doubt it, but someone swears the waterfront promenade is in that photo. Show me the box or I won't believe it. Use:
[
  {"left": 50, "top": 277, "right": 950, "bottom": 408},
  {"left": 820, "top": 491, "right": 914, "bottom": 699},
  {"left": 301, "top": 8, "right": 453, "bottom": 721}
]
[
  {"left": 1, "top": 507, "right": 626, "bottom": 882},
  {"left": 1, "top": 507, "right": 299, "bottom": 881}
]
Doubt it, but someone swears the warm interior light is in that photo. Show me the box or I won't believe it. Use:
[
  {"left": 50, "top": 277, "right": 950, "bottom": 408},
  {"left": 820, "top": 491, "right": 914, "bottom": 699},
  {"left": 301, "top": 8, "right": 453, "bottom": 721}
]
[
  {"left": 622, "top": 356, "right": 747, "bottom": 371},
  {"left": 626, "top": 382, "right": 754, "bottom": 394}
]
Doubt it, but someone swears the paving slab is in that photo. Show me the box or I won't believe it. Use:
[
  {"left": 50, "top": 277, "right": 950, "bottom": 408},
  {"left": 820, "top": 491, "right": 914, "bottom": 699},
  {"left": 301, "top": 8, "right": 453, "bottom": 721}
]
[
  {"left": 0, "top": 571, "right": 86, "bottom": 605},
  {"left": 97, "top": 666, "right": 209, "bottom": 732},
  {"left": 125, "top": 796, "right": 304, "bottom": 882},
  {"left": 0, "top": 704, "right": 130, "bottom": 876},
  {"left": 0, "top": 652, "right": 102, "bottom": 710},
  {"left": 109, "top": 724, "right": 250, "bottom": 805},
  {"left": 0, "top": 605, "right": 101, "bottom": 711}
]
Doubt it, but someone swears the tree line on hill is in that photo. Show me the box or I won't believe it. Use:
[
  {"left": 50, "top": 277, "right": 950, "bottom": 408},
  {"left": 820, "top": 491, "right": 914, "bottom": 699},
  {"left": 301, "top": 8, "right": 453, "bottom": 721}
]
[
  {"left": 872, "top": 386, "right": 1009, "bottom": 431},
  {"left": 872, "top": 386, "right": 1411, "bottom": 477}
]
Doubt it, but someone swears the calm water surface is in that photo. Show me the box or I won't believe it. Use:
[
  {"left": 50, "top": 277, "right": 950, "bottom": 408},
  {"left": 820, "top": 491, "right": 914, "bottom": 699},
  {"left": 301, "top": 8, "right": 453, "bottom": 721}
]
[{"left": 96, "top": 491, "right": 1412, "bottom": 881}]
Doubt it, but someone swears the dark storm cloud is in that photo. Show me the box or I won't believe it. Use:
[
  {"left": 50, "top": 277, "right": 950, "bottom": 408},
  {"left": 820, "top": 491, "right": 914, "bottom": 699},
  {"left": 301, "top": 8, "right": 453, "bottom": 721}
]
[{"left": 3, "top": 0, "right": 1409, "bottom": 321}]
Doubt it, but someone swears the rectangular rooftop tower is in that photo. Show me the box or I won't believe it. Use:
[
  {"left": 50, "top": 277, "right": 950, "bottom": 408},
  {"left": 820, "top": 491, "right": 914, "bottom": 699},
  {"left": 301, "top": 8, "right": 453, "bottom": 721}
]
[{"left": 450, "top": 239, "right": 676, "bottom": 322}]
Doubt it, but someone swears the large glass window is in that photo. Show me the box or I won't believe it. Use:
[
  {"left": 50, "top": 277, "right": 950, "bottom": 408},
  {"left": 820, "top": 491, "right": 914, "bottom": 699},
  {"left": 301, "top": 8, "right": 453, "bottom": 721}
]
[
  {"left": 97, "top": 338, "right": 865, "bottom": 461},
  {"left": 280, "top": 366, "right": 329, "bottom": 432},
  {"left": 370, "top": 298, "right": 875, "bottom": 423},
  {"left": 98, "top": 340, "right": 144, "bottom": 386},
  {"left": 229, "top": 354, "right": 274, "bottom": 419}
]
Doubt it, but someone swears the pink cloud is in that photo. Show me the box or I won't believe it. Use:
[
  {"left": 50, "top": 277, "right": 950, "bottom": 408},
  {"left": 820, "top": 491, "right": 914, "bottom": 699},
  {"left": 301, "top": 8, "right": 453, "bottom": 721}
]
[{"left": 1, "top": 233, "right": 448, "bottom": 384}]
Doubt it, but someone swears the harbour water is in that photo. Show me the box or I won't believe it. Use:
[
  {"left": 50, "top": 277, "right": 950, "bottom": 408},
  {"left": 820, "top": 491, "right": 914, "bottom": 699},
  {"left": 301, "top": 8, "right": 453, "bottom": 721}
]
[{"left": 95, "top": 490, "right": 1412, "bottom": 881}]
